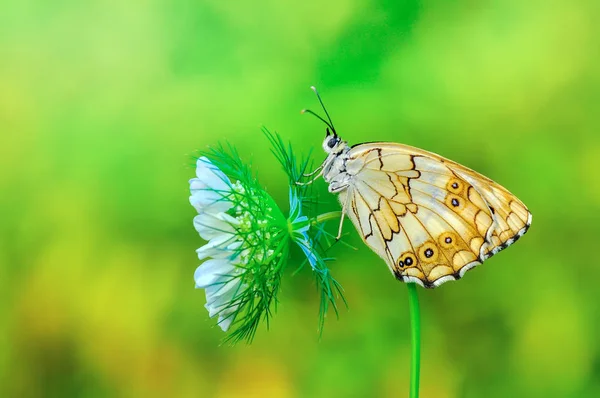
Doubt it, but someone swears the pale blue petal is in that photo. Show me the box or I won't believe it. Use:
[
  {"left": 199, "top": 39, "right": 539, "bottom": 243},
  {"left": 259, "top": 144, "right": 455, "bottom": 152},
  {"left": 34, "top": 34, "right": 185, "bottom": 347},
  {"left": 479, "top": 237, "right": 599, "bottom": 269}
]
[
  {"left": 296, "top": 232, "right": 318, "bottom": 269},
  {"left": 288, "top": 187, "right": 302, "bottom": 220},
  {"left": 291, "top": 215, "right": 309, "bottom": 234}
]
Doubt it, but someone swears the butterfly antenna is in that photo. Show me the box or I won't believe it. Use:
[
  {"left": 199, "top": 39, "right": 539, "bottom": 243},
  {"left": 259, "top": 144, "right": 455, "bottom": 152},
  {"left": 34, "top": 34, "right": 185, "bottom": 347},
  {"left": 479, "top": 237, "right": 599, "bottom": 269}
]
[
  {"left": 310, "top": 86, "right": 337, "bottom": 134},
  {"left": 301, "top": 109, "right": 335, "bottom": 132},
  {"left": 301, "top": 86, "right": 337, "bottom": 135}
]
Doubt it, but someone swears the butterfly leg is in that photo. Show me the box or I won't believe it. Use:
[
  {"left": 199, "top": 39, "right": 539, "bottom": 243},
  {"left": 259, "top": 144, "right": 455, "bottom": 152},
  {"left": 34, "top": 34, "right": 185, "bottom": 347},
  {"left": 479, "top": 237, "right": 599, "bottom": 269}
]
[
  {"left": 335, "top": 190, "right": 351, "bottom": 240},
  {"left": 297, "top": 157, "right": 331, "bottom": 185},
  {"left": 302, "top": 164, "right": 324, "bottom": 177},
  {"left": 336, "top": 211, "right": 346, "bottom": 240},
  {"left": 296, "top": 171, "right": 323, "bottom": 186}
]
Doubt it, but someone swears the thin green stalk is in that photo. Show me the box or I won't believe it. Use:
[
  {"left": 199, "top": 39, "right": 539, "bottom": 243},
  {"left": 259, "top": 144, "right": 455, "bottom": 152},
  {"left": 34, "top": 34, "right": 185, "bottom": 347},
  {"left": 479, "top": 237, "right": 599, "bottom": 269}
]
[
  {"left": 407, "top": 282, "right": 421, "bottom": 398},
  {"left": 315, "top": 211, "right": 342, "bottom": 224}
]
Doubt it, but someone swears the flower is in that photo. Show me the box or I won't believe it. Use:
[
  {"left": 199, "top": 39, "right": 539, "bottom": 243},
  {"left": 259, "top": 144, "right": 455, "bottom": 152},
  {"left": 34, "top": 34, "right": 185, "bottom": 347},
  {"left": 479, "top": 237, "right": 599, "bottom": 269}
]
[{"left": 190, "top": 134, "right": 345, "bottom": 343}]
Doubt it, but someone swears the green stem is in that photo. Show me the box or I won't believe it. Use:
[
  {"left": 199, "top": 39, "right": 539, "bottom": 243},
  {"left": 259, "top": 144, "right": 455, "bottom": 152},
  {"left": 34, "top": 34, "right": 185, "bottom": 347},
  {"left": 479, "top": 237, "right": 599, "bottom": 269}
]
[
  {"left": 289, "top": 211, "right": 342, "bottom": 236},
  {"left": 407, "top": 282, "right": 421, "bottom": 398},
  {"left": 315, "top": 211, "right": 342, "bottom": 224}
]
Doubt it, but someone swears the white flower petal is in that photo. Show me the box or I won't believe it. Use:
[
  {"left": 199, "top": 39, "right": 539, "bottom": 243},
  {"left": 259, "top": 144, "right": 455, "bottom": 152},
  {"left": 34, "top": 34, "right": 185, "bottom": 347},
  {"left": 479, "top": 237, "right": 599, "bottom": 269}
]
[
  {"left": 205, "top": 302, "right": 221, "bottom": 318},
  {"left": 189, "top": 182, "right": 233, "bottom": 214},
  {"left": 217, "top": 212, "right": 240, "bottom": 225},
  {"left": 204, "top": 279, "right": 245, "bottom": 323},
  {"left": 205, "top": 277, "right": 242, "bottom": 305},
  {"left": 194, "top": 259, "right": 234, "bottom": 288},
  {"left": 205, "top": 299, "right": 238, "bottom": 319},
  {"left": 217, "top": 314, "right": 234, "bottom": 331},
  {"left": 196, "top": 235, "right": 242, "bottom": 260},
  {"left": 189, "top": 177, "right": 207, "bottom": 191},
  {"left": 193, "top": 213, "right": 238, "bottom": 241},
  {"left": 196, "top": 157, "right": 231, "bottom": 191},
  {"left": 196, "top": 245, "right": 229, "bottom": 260},
  {"left": 205, "top": 299, "right": 238, "bottom": 331},
  {"left": 230, "top": 248, "right": 250, "bottom": 265}
]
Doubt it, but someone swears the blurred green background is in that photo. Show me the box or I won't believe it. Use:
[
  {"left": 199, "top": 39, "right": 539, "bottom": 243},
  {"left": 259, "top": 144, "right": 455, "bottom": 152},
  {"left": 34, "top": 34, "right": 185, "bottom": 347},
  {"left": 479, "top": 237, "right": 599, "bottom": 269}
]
[{"left": 1, "top": 0, "right": 599, "bottom": 397}]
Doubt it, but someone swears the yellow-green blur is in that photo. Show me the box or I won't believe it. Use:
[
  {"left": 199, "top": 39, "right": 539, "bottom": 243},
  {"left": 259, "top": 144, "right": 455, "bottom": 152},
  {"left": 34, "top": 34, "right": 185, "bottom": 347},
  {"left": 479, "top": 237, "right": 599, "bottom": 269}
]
[{"left": 1, "top": 0, "right": 599, "bottom": 396}]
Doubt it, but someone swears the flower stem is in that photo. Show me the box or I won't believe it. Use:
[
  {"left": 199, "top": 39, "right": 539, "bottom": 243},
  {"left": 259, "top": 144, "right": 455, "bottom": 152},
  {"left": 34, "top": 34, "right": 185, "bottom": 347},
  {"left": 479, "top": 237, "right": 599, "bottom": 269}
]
[
  {"left": 407, "top": 282, "right": 421, "bottom": 398},
  {"left": 315, "top": 211, "right": 342, "bottom": 224}
]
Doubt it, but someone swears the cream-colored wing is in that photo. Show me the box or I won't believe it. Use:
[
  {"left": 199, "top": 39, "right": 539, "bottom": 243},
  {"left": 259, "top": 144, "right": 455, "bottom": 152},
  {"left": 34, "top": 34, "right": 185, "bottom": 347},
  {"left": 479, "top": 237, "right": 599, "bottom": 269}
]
[{"left": 340, "top": 142, "right": 531, "bottom": 288}]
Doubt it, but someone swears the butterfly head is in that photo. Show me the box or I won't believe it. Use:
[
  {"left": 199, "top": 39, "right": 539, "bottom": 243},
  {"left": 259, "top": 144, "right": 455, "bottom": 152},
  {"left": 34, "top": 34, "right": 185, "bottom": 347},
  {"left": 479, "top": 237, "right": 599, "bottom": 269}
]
[{"left": 322, "top": 128, "right": 343, "bottom": 154}]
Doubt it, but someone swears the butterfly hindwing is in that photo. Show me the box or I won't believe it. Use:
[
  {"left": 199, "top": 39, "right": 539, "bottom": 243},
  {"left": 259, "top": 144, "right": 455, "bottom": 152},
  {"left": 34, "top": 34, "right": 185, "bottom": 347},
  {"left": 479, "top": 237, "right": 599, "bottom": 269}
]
[
  {"left": 447, "top": 160, "right": 531, "bottom": 257},
  {"left": 341, "top": 143, "right": 531, "bottom": 288}
]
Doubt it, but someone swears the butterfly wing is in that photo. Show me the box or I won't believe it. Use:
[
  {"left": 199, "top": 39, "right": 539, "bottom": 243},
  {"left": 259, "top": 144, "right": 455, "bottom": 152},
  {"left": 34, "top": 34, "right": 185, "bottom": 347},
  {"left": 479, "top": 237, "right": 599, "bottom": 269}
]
[{"left": 340, "top": 142, "right": 531, "bottom": 288}]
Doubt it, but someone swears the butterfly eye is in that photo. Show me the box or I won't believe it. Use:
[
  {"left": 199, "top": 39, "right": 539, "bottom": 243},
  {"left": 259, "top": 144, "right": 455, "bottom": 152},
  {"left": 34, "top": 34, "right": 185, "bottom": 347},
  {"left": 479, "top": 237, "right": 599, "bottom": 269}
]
[{"left": 327, "top": 138, "right": 337, "bottom": 148}]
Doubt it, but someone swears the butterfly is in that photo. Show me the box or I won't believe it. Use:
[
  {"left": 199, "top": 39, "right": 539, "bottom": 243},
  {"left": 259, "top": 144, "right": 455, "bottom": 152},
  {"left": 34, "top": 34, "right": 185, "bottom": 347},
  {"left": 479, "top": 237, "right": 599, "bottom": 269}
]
[{"left": 301, "top": 87, "right": 532, "bottom": 288}]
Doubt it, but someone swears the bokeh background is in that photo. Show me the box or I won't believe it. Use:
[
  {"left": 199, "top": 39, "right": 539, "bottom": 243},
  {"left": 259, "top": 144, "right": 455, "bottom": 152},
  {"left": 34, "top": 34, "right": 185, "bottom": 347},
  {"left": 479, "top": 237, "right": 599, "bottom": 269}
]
[{"left": 1, "top": 0, "right": 599, "bottom": 397}]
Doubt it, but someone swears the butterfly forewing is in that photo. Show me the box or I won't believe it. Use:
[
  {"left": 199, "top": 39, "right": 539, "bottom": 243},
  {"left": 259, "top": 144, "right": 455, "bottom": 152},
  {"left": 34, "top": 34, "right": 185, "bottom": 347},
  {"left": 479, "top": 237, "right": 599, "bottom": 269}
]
[{"left": 341, "top": 142, "right": 531, "bottom": 288}]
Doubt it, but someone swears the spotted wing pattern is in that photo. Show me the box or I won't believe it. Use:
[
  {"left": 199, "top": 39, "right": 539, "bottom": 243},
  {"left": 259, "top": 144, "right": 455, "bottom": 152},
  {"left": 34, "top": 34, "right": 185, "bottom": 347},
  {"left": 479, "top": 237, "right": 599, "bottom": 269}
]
[{"left": 339, "top": 143, "right": 531, "bottom": 288}]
